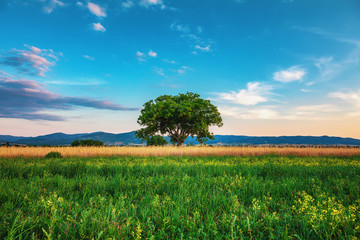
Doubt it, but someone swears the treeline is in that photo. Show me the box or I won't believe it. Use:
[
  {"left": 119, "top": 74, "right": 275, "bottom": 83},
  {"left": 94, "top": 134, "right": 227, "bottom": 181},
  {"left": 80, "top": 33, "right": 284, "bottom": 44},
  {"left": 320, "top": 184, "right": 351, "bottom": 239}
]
[{"left": 71, "top": 139, "right": 104, "bottom": 147}]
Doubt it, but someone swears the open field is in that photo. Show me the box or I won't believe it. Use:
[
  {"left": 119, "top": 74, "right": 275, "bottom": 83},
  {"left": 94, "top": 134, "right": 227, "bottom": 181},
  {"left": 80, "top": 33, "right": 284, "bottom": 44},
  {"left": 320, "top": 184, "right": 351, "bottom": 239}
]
[
  {"left": 1, "top": 155, "right": 360, "bottom": 239},
  {"left": 1, "top": 146, "right": 360, "bottom": 158}
]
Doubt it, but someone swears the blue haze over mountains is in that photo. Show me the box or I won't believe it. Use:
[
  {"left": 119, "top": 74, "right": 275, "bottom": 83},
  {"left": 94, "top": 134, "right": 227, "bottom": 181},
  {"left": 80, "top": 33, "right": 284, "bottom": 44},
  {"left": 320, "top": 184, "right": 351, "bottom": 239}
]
[{"left": 1, "top": 132, "right": 360, "bottom": 146}]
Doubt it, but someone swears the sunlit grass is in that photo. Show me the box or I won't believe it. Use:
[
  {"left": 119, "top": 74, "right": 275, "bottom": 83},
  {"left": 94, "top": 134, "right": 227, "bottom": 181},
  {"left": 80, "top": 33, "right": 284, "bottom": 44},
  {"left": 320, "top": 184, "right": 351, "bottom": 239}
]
[{"left": 1, "top": 155, "right": 360, "bottom": 239}]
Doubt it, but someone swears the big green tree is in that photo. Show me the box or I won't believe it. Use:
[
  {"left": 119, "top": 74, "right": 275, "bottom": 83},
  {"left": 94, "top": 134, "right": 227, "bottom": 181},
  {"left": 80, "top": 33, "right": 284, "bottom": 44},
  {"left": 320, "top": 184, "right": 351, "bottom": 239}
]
[{"left": 135, "top": 92, "right": 223, "bottom": 146}]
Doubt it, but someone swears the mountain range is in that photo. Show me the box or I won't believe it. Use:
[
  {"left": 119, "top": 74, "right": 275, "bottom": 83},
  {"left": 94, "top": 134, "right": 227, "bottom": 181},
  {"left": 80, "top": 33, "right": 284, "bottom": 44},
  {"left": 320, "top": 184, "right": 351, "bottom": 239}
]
[{"left": 1, "top": 131, "right": 360, "bottom": 146}]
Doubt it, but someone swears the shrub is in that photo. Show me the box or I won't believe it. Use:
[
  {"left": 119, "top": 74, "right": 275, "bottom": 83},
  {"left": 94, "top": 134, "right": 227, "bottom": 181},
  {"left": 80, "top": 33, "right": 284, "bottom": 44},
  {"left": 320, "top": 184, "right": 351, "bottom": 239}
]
[
  {"left": 45, "top": 151, "right": 63, "bottom": 159},
  {"left": 71, "top": 139, "right": 104, "bottom": 147},
  {"left": 147, "top": 135, "right": 168, "bottom": 146}
]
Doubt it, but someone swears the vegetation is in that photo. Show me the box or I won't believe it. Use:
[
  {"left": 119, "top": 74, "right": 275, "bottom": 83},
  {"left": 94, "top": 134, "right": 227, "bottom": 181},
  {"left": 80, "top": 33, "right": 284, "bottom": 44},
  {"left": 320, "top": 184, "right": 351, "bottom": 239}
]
[
  {"left": 71, "top": 139, "right": 104, "bottom": 147},
  {"left": 0, "top": 155, "right": 360, "bottom": 239},
  {"left": 146, "top": 135, "right": 168, "bottom": 146},
  {"left": 1, "top": 146, "right": 360, "bottom": 158},
  {"left": 135, "top": 92, "right": 223, "bottom": 146},
  {"left": 44, "top": 151, "right": 63, "bottom": 159}
]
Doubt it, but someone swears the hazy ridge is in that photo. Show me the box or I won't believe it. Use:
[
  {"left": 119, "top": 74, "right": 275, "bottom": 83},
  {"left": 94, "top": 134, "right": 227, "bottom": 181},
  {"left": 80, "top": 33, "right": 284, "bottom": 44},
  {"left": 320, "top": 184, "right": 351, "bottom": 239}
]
[{"left": 1, "top": 131, "right": 360, "bottom": 146}]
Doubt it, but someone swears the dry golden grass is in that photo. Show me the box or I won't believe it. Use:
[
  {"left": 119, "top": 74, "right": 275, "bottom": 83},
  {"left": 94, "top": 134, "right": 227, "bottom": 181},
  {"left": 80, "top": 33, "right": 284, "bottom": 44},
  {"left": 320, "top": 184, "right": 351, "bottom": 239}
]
[{"left": 0, "top": 146, "right": 360, "bottom": 158}]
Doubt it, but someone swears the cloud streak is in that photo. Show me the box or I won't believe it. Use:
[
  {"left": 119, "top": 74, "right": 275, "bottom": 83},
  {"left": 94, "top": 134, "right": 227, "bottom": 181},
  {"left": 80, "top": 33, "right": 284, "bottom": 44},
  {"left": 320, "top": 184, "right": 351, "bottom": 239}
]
[
  {"left": 329, "top": 90, "right": 360, "bottom": 107},
  {"left": 0, "top": 45, "right": 61, "bottom": 77},
  {"left": 0, "top": 71, "right": 138, "bottom": 121},
  {"left": 170, "top": 22, "right": 214, "bottom": 54}
]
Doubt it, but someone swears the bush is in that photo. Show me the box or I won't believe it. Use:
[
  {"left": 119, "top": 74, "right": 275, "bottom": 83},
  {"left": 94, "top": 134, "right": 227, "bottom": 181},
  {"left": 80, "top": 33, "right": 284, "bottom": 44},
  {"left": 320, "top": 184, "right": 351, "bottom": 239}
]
[
  {"left": 45, "top": 151, "right": 63, "bottom": 159},
  {"left": 147, "top": 135, "right": 168, "bottom": 146},
  {"left": 71, "top": 139, "right": 104, "bottom": 147}
]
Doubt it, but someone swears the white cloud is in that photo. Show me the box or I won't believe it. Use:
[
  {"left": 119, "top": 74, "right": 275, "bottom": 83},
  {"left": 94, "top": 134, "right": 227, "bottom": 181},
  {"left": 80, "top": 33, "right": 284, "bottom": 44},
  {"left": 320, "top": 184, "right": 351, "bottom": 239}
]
[
  {"left": 136, "top": 51, "right": 145, "bottom": 61},
  {"left": 218, "top": 103, "right": 340, "bottom": 121},
  {"left": 295, "top": 104, "right": 338, "bottom": 113},
  {"left": 76, "top": 2, "right": 83, "bottom": 7},
  {"left": 139, "top": 0, "right": 165, "bottom": 9},
  {"left": 195, "top": 45, "right": 211, "bottom": 52},
  {"left": 122, "top": 0, "right": 134, "bottom": 8},
  {"left": 216, "top": 82, "right": 272, "bottom": 106},
  {"left": 148, "top": 50, "right": 157, "bottom": 57},
  {"left": 219, "top": 106, "right": 280, "bottom": 120},
  {"left": 273, "top": 66, "right": 306, "bottom": 83},
  {"left": 329, "top": 90, "right": 360, "bottom": 107},
  {"left": 83, "top": 55, "right": 95, "bottom": 60},
  {"left": 92, "top": 23, "right": 106, "bottom": 32},
  {"left": 88, "top": 2, "right": 106, "bottom": 17},
  {"left": 43, "top": 0, "right": 65, "bottom": 14}
]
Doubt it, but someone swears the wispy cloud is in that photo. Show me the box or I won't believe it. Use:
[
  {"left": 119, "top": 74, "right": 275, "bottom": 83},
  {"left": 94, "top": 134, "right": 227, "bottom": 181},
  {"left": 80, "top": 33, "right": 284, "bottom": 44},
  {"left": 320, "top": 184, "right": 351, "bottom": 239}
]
[
  {"left": 195, "top": 45, "right": 211, "bottom": 52},
  {"left": 329, "top": 90, "right": 360, "bottom": 107},
  {"left": 87, "top": 2, "right": 106, "bottom": 17},
  {"left": 139, "top": 0, "right": 166, "bottom": 9},
  {"left": 170, "top": 22, "right": 213, "bottom": 54},
  {"left": 153, "top": 67, "right": 166, "bottom": 77},
  {"left": 122, "top": 0, "right": 134, "bottom": 9},
  {"left": 219, "top": 106, "right": 281, "bottom": 120},
  {"left": 43, "top": 0, "right": 65, "bottom": 14},
  {"left": 176, "top": 66, "right": 192, "bottom": 74},
  {"left": 0, "top": 71, "right": 138, "bottom": 121},
  {"left": 136, "top": 51, "right": 145, "bottom": 61},
  {"left": 273, "top": 66, "right": 306, "bottom": 83},
  {"left": 83, "top": 55, "right": 95, "bottom": 60},
  {"left": 163, "top": 59, "right": 176, "bottom": 64},
  {"left": 0, "top": 45, "right": 61, "bottom": 77},
  {"left": 92, "top": 22, "right": 106, "bottom": 32},
  {"left": 295, "top": 104, "right": 338, "bottom": 113},
  {"left": 219, "top": 103, "right": 340, "bottom": 121},
  {"left": 294, "top": 26, "right": 360, "bottom": 81},
  {"left": 45, "top": 79, "right": 104, "bottom": 86},
  {"left": 215, "top": 82, "right": 273, "bottom": 106}
]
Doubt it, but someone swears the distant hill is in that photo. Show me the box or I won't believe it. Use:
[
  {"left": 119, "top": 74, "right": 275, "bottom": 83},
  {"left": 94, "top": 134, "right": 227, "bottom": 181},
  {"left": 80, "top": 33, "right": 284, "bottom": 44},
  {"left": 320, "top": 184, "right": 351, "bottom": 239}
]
[{"left": 1, "top": 131, "right": 360, "bottom": 146}]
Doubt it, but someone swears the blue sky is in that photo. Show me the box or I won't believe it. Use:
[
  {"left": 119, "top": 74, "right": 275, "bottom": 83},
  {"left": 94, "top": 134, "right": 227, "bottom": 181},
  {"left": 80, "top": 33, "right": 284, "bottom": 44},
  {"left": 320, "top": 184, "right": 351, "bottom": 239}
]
[{"left": 1, "top": 0, "right": 360, "bottom": 137}]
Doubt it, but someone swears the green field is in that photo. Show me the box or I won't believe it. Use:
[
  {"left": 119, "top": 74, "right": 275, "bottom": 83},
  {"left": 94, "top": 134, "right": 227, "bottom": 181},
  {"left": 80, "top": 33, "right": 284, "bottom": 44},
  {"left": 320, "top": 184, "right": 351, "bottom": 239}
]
[{"left": 1, "top": 156, "right": 360, "bottom": 239}]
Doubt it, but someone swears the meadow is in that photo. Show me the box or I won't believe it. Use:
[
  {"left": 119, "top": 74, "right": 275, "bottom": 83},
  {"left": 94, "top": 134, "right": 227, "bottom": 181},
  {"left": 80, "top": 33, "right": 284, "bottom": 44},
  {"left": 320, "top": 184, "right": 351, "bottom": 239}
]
[{"left": 1, "top": 149, "right": 360, "bottom": 239}]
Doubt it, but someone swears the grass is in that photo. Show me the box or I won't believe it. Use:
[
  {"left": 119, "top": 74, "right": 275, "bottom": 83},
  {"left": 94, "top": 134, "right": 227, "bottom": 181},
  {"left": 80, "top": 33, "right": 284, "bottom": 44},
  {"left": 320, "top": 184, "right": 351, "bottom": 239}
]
[
  {"left": 1, "top": 146, "right": 360, "bottom": 158},
  {"left": 1, "top": 155, "right": 360, "bottom": 239}
]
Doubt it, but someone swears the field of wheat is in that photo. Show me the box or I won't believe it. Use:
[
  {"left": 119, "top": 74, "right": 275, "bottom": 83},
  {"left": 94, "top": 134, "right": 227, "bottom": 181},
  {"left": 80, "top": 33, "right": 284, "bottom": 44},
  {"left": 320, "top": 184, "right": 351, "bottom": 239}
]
[{"left": 1, "top": 146, "right": 360, "bottom": 158}]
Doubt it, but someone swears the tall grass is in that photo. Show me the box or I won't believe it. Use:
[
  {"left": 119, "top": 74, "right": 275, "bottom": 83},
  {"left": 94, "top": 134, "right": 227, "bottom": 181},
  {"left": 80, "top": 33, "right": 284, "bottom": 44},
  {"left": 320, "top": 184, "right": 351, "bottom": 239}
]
[
  {"left": 0, "top": 155, "right": 360, "bottom": 239},
  {"left": 1, "top": 146, "right": 360, "bottom": 158}
]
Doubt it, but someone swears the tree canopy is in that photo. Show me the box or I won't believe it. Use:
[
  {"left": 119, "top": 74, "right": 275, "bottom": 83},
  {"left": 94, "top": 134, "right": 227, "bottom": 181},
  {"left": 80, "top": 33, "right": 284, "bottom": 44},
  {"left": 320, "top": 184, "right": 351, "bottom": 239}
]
[{"left": 135, "top": 92, "right": 223, "bottom": 146}]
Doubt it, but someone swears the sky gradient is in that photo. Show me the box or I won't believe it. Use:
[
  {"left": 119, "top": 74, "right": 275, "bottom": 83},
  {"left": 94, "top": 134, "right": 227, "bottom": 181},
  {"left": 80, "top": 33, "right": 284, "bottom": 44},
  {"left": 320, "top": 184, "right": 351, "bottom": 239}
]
[{"left": 1, "top": 0, "right": 360, "bottom": 138}]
